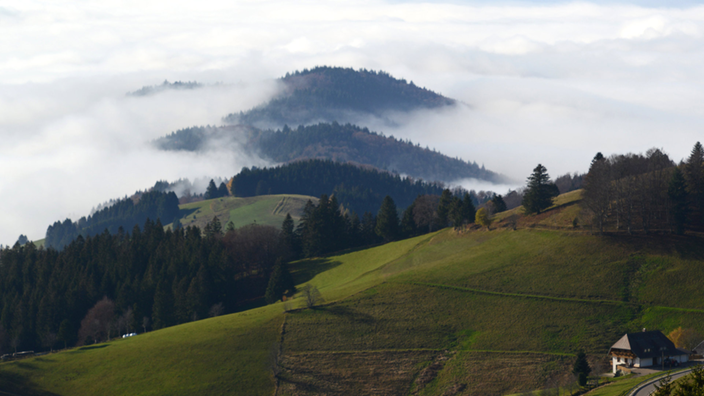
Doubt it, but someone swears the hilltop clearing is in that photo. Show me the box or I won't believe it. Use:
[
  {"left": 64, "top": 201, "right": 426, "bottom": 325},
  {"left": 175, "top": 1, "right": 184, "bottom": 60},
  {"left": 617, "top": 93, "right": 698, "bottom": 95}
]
[{"left": 173, "top": 194, "right": 317, "bottom": 230}]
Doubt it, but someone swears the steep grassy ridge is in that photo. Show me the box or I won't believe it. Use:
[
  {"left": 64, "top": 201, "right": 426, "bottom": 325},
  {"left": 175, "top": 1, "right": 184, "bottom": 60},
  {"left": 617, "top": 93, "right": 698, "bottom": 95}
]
[{"left": 3, "top": 192, "right": 704, "bottom": 395}]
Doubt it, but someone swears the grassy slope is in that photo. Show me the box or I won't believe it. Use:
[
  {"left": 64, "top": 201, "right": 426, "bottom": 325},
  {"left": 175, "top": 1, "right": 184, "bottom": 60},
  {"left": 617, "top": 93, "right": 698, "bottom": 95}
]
[
  {"left": 174, "top": 194, "right": 317, "bottom": 230},
  {"left": 4, "top": 191, "right": 704, "bottom": 395}
]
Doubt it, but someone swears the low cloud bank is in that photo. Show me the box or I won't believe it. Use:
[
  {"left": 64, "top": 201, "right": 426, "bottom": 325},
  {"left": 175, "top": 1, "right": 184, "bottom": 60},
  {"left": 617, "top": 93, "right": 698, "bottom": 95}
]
[
  {"left": 0, "top": 74, "right": 278, "bottom": 244},
  {"left": 4, "top": 1, "right": 704, "bottom": 243}
]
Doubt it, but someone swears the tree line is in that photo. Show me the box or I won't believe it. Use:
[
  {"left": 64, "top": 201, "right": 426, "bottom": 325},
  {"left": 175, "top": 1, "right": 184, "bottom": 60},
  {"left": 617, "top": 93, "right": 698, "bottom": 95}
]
[
  {"left": 581, "top": 143, "right": 704, "bottom": 234},
  {"left": 283, "top": 189, "right": 478, "bottom": 261},
  {"left": 247, "top": 122, "right": 503, "bottom": 184},
  {"left": 229, "top": 159, "right": 457, "bottom": 215},
  {"left": 45, "top": 190, "right": 180, "bottom": 250},
  {"left": 0, "top": 218, "right": 287, "bottom": 353}
]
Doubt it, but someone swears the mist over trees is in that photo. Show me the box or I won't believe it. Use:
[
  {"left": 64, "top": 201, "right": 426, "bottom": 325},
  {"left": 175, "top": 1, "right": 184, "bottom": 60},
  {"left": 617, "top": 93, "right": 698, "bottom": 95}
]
[
  {"left": 581, "top": 143, "right": 704, "bottom": 234},
  {"left": 155, "top": 122, "right": 505, "bottom": 185},
  {"left": 127, "top": 80, "right": 204, "bottom": 97},
  {"left": 224, "top": 66, "right": 455, "bottom": 127}
]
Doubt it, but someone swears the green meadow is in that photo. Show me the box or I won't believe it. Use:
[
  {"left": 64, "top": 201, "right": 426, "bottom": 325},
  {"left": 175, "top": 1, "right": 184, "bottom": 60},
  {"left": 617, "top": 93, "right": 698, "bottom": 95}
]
[
  {"left": 174, "top": 194, "right": 316, "bottom": 230},
  {"left": 4, "top": 191, "right": 704, "bottom": 395}
]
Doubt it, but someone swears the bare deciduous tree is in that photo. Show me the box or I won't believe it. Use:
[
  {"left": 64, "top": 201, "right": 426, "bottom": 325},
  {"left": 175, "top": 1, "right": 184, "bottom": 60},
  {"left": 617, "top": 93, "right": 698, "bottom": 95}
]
[
  {"left": 300, "top": 285, "right": 323, "bottom": 308},
  {"left": 78, "top": 296, "right": 115, "bottom": 345},
  {"left": 209, "top": 302, "right": 224, "bottom": 318}
]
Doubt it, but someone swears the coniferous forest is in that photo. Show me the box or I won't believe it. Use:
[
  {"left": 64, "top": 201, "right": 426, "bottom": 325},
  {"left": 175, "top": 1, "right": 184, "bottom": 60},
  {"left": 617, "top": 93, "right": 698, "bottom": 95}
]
[
  {"left": 0, "top": 182, "right": 480, "bottom": 354},
  {"left": 229, "top": 159, "right": 450, "bottom": 215},
  {"left": 223, "top": 66, "right": 455, "bottom": 126},
  {"left": 0, "top": 220, "right": 284, "bottom": 353},
  {"left": 44, "top": 190, "right": 180, "bottom": 250}
]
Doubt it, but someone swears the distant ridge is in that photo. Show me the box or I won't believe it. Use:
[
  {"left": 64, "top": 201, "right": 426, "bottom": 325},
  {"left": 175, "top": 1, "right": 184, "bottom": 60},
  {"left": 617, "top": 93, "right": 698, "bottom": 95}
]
[
  {"left": 154, "top": 122, "right": 508, "bottom": 184},
  {"left": 223, "top": 66, "right": 456, "bottom": 128},
  {"left": 153, "top": 66, "right": 508, "bottom": 185},
  {"left": 127, "top": 80, "right": 205, "bottom": 96}
]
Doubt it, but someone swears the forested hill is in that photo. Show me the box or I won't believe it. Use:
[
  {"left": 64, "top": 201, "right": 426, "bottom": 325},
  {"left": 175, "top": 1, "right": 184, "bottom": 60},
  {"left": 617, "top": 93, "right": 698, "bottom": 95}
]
[
  {"left": 44, "top": 190, "right": 180, "bottom": 250},
  {"left": 155, "top": 123, "right": 506, "bottom": 184},
  {"left": 230, "top": 159, "right": 448, "bottom": 215},
  {"left": 223, "top": 66, "right": 456, "bottom": 127},
  {"left": 251, "top": 123, "right": 503, "bottom": 184}
]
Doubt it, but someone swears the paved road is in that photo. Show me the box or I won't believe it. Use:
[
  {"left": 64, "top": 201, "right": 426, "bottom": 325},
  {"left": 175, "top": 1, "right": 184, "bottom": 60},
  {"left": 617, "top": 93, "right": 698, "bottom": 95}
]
[{"left": 631, "top": 368, "right": 696, "bottom": 396}]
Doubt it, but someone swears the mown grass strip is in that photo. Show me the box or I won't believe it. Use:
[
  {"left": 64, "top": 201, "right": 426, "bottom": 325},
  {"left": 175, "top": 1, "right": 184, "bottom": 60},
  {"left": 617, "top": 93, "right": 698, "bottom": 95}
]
[{"left": 409, "top": 281, "right": 628, "bottom": 306}]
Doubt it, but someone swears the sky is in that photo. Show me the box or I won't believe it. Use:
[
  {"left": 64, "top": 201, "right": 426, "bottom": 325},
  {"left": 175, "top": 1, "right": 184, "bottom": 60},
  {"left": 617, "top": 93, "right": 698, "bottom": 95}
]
[{"left": 2, "top": 0, "right": 704, "bottom": 244}]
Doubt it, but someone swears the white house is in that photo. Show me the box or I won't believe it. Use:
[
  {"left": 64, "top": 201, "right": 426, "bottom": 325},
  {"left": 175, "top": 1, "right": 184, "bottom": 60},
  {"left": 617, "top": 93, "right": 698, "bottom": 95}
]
[{"left": 608, "top": 330, "right": 690, "bottom": 373}]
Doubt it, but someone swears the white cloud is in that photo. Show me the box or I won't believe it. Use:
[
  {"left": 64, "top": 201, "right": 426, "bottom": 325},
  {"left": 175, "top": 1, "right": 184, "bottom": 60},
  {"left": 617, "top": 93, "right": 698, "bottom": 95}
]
[{"left": 2, "top": 0, "right": 704, "bottom": 243}]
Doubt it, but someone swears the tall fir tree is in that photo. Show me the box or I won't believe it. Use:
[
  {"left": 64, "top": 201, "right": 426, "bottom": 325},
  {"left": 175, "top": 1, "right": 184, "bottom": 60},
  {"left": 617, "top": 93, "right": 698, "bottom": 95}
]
[
  {"left": 204, "top": 179, "right": 219, "bottom": 200},
  {"left": 281, "top": 213, "right": 299, "bottom": 260},
  {"left": 522, "top": 164, "right": 559, "bottom": 215},
  {"left": 400, "top": 203, "right": 418, "bottom": 238},
  {"left": 217, "top": 182, "right": 229, "bottom": 198},
  {"left": 669, "top": 167, "right": 688, "bottom": 235},
  {"left": 265, "top": 259, "right": 296, "bottom": 304},
  {"left": 375, "top": 196, "right": 400, "bottom": 242},
  {"left": 461, "top": 193, "right": 476, "bottom": 224},
  {"left": 436, "top": 189, "right": 454, "bottom": 228},
  {"left": 685, "top": 142, "right": 704, "bottom": 225},
  {"left": 491, "top": 194, "right": 507, "bottom": 213},
  {"left": 582, "top": 152, "right": 611, "bottom": 233}
]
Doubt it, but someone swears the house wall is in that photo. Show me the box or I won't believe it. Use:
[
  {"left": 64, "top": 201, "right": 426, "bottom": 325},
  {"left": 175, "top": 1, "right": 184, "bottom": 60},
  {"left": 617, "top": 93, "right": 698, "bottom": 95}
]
[
  {"left": 612, "top": 356, "right": 635, "bottom": 373},
  {"left": 674, "top": 354, "right": 689, "bottom": 363},
  {"left": 640, "top": 357, "right": 653, "bottom": 367}
]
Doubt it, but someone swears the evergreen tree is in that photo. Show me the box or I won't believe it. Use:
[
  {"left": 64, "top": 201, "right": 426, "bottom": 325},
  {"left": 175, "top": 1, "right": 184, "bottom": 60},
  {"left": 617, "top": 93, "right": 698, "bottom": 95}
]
[
  {"left": 265, "top": 259, "right": 296, "bottom": 304},
  {"left": 281, "top": 213, "right": 299, "bottom": 260},
  {"left": 491, "top": 195, "right": 507, "bottom": 213},
  {"left": 522, "top": 164, "right": 559, "bottom": 215},
  {"left": 152, "top": 280, "right": 175, "bottom": 330},
  {"left": 449, "top": 196, "right": 463, "bottom": 229},
  {"left": 461, "top": 193, "right": 476, "bottom": 224},
  {"left": 204, "top": 179, "right": 218, "bottom": 200},
  {"left": 217, "top": 182, "right": 229, "bottom": 198},
  {"left": 375, "top": 196, "right": 400, "bottom": 242},
  {"left": 204, "top": 216, "right": 222, "bottom": 238},
  {"left": 669, "top": 167, "right": 688, "bottom": 235},
  {"left": 582, "top": 153, "right": 611, "bottom": 233},
  {"left": 572, "top": 351, "right": 591, "bottom": 386},
  {"left": 57, "top": 319, "right": 75, "bottom": 349},
  {"left": 436, "top": 189, "right": 453, "bottom": 228},
  {"left": 400, "top": 203, "right": 418, "bottom": 238},
  {"left": 15, "top": 235, "right": 28, "bottom": 246},
  {"left": 685, "top": 142, "right": 704, "bottom": 224},
  {"left": 361, "top": 212, "right": 378, "bottom": 245}
]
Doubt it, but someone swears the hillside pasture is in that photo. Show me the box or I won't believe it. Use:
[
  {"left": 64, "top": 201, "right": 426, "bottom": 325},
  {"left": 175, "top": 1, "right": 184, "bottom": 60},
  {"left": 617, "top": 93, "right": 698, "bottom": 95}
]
[{"left": 175, "top": 194, "right": 316, "bottom": 230}]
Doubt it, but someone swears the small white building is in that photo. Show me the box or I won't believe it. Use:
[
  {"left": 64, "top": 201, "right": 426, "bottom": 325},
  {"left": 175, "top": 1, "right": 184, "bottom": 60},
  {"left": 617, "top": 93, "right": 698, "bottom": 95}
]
[{"left": 608, "top": 330, "right": 690, "bottom": 373}]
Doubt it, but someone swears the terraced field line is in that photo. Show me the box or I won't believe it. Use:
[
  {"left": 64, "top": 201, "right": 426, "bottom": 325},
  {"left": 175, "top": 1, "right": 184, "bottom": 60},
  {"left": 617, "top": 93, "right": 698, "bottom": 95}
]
[
  {"left": 288, "top": 349, "right": 575, "bottom": 357},
  {"left": 408, "top": 282, "right": 704, "bottom": 314},
  {"left": 408, "top": 282, "right": 627, "bottom": 306}
]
